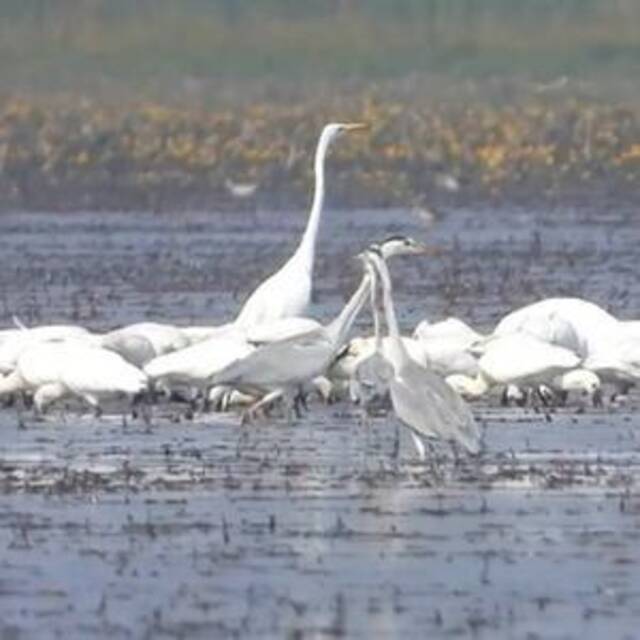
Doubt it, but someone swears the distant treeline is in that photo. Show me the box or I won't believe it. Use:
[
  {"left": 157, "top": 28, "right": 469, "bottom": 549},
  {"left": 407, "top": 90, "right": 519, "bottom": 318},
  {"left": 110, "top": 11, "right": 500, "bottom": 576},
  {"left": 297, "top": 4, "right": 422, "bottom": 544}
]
[
  {"left": 1, "top": 0, "right": 639, "bottom": 97},
  {"left": 3, "top": 0, "right": 638, "bottom": 23}
]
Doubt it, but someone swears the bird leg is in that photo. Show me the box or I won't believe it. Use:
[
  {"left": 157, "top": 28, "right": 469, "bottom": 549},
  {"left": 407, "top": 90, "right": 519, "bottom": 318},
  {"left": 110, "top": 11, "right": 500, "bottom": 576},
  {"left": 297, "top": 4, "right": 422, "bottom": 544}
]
[
  {"left": 592, "top": 387, "right": 604, "bottom": 408},
  {"left": 293, "top": 386, "right": 308, "bottom": 418},
  {"left": 426, "top": 440, "right": 445, "bottom": 482},
  {"left": 241, "top": 389, "right": 284, "bottom": 425},
  {"left": 410, "top": 431, "right": 426, "bottom": 461},
  {"left": 132, "top": 391, "right": 153, "bottom": 428},
  {"left": 392, "top": 421, "right": 400, "bottom": 460}
]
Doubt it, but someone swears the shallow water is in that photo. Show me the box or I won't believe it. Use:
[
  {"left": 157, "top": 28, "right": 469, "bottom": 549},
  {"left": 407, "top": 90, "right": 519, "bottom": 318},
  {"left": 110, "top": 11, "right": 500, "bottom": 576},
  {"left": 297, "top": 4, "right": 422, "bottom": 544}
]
[{"left": 1, "top": 205, "right": 640, "bottom": 639}]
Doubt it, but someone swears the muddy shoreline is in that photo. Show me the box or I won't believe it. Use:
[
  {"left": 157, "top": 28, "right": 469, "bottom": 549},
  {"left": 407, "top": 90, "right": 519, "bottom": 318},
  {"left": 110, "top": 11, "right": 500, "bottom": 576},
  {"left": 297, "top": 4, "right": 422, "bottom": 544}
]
[{"left": 1, "top": 180, "right": 638, "bottom": 216}]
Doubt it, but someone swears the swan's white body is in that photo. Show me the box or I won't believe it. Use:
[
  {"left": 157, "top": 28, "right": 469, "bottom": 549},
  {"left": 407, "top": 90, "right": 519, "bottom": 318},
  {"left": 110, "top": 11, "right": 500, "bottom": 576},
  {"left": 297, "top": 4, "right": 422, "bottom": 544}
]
[
  {"left": 446, "top": 333, "right": 581, "bottom": 399},
  {"left": 412, "top": 317, "right": 482, "bottom": 376},
  {"left": 413, "top": 317, "right": 482, "bottom": 343},
  {"left": 493, "top": 297, "right": 618, "bottom": 357},
  {"left": 0, "top": 325, "right": 91, "bottom": 374},
  {"left": 366, "top": 250, "right": 480, "bottom": 457},
  {"left": 583, "top": 336, "right": 640, "bottom": 387},
  {"left": 99, "top": 331, "right": 157, "bottom": 368},
  {"left": 0, "top": 342, "right": 147, "bottom": 411},
  {"left": 551, "top": 368, "right": 600, "bottom": 394},
  {"left": 479, "top": 333, "right": 580, "bottom": 386},
  {"left": 111, "top": 322, "right": 189, "bottom": 356}
]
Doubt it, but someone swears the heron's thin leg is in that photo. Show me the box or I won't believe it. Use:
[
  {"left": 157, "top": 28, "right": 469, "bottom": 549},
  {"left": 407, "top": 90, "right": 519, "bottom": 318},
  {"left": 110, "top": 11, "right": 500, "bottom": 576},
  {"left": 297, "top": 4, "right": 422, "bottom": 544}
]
[
  {"left": 426, "top": 440, "right": 444, "bottom": 481},
  {"left": 392, "top": 421, "right": 400, "bottom": 460},
  {"left": 450, "top": 440, "right": 460, "bottom": 468}
]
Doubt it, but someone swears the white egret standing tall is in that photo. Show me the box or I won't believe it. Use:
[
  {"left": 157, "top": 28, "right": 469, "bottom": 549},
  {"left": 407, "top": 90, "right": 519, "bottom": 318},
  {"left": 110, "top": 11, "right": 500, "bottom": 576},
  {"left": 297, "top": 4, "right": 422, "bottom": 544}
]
[
  {"left": 366, "top": 249, "right": 480, "bottom": 459},
  {"left": 235, "top": 122, "right": 368, "bottom": 327}
]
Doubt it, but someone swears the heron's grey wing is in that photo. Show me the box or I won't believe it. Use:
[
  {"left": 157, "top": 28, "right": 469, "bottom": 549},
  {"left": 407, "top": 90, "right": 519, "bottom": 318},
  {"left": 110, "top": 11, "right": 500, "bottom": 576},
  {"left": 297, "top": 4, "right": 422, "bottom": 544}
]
[
  {"left": 212, "top": 329, "right": 333, "bottom": 388},
  {"left": 352, "top": 351, "right": 392, "bottom": 408},
  {"left": 391, "top": 361, "right": 480, "bottom": 454}
]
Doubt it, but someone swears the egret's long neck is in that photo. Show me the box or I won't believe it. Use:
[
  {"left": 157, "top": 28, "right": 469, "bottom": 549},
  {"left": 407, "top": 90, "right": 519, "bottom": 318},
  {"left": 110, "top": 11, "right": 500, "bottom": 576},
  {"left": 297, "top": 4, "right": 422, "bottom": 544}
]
[
  {"left": 326, "top": 273, "right": 371, "bottom": 349},
  {"left": 294, "top": 131, "right": 330, "bottom": 270},
  {"left": 374, "top": 255, "right": 410, "bottom": 367}
]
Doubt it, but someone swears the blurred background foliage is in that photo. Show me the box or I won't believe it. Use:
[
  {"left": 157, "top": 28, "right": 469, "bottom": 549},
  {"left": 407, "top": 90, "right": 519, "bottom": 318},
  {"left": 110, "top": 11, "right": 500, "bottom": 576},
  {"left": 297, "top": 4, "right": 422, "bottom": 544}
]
[
  {"left": 0, "top": 1, "right": 638, "bottom": 210},
  {"left": 1, "top": 0, "right": 639, "bottom": 99}
]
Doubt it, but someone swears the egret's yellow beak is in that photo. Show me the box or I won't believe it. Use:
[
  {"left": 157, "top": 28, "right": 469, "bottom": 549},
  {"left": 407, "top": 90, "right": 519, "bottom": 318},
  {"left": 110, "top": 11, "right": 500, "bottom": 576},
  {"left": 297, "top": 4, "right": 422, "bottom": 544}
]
[{"left": 343, "top": 122, "right": 369, "bottom": 133}]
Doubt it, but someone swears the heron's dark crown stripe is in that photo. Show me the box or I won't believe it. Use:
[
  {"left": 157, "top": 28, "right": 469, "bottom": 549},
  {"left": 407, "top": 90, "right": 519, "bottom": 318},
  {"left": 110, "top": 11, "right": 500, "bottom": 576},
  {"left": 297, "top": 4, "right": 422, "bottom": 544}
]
[{"left": 382, "top": 234, "right": 410, "bottom": 244}]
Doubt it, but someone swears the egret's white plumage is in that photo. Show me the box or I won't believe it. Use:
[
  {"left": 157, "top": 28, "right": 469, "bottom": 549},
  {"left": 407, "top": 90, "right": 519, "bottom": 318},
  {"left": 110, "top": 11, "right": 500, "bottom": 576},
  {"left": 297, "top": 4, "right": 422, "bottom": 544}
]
[{"left": 235, "top": 123, "right": 367, "bottom": 328}]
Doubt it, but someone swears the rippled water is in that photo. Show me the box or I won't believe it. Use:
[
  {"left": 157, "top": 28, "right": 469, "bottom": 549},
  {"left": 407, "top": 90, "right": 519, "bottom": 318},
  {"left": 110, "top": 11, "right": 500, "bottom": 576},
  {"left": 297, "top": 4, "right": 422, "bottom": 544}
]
[{"left": 0, "top": 205, "right": 639, "bottom": 638}]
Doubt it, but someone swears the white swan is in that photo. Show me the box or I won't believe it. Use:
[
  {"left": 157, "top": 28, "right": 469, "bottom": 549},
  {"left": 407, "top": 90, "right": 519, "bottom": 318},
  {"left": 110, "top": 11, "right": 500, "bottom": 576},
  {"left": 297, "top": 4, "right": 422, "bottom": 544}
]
[
  {"left": 446, "top": 333, "right": 581, "bottom": 400},
  {"left": 0, "top": 325, "right": 90, "bottom": 375},
  {"left": 493, "top": 297, "right": 618, "bottom": 357},
  {"left": 0, "top": 341, "right": 147, "bottom": 413},
  {"left": 413, "top": 317, "right": 483, "bottom": 378}
]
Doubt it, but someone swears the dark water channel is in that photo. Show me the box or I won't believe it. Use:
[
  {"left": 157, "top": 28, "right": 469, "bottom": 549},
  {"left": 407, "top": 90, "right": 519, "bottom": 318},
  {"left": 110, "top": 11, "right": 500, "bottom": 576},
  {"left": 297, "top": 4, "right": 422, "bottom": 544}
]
[{"left": 0, "top": 204, "right": 639, "bottom": 639}]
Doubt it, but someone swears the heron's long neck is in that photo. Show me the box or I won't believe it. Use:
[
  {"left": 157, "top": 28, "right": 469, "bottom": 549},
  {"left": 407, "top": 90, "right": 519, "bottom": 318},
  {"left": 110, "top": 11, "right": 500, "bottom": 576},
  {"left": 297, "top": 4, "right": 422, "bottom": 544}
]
[
  {"left": 293, "top": 132, "right": 330, "bottom": 270},
  {"left": 370, "top": 272, "right": 382, "bottom": 352},
  {"left": 376, "top": 257, "right": 410, "bottom": 367},
  {"left": 326, "top": 274, "right": 371, "bottom": 349}
]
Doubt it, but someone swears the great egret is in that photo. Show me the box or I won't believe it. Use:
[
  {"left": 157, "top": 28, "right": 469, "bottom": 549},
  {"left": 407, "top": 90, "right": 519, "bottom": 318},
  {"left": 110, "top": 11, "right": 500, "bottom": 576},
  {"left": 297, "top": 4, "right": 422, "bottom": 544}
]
[
  {"left": 365, "top": 248, "right": 480, "bottom": 458},
  {"left": 235, "top": 122, "right": 368, "bottom": 328}
]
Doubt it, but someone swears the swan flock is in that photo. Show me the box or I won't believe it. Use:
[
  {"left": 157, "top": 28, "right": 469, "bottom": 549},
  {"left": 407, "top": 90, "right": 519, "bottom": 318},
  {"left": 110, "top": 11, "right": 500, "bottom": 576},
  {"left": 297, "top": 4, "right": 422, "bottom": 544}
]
[{"left": 0, "top": 123, "right": 635, "bottom": 461}]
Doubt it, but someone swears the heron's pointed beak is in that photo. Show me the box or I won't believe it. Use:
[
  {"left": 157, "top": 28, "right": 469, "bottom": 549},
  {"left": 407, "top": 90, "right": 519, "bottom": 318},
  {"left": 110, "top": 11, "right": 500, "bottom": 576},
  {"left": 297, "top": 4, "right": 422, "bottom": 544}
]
[
  {"left": 343, "top": 123, "right": 369, "bottom": 133},
  {"left": 414, "top": 242, "right": 442, "bottom": 256}
]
